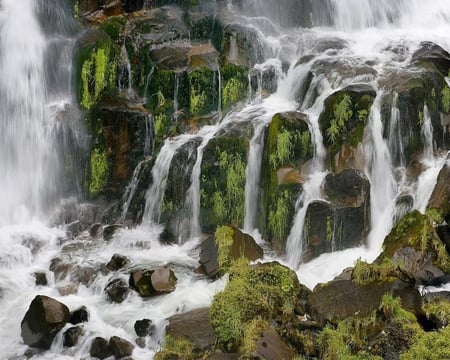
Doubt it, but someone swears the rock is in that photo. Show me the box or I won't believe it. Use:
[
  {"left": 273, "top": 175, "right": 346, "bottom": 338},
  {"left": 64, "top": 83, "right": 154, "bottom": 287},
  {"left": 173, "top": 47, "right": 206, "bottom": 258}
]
[
  {"left": 368, "top": 321, "right": 412, "bottom": 360},
  {"left": 151, "top": 268, "right": 178, "bottom": 292},
  {"left": 105, "top": 278, "right": 130, "bottom": 303},
  {"left": 63, "top": 326, "right": 84, "bottom": 347},
  {"left": 70, "top": 265, "right": 97, "bottom": 286},
  {"left": 166, "top": 308, "right": 216, "bottom": 350},
  {"left": 70, "top": 306, "right": 89, "bottom": 325},
  {"left": 89, "top": 223, "right": 104, "bottom": 238},
  {"left": 122, "top": 0, "right": 144, "bottom": 13},
  {"left": 198, "top": 235, "right": 219, "bottom": 278},
  {"left": 308, "top": 280, "right": 421, "bottom": 326},
  {"left": 205, "top": 353, "right": 239, "bottom": 360},
  {"left": 129, "top": 268, "right": 177, "bottom": 297},
  {"left": 109, "top": 336, "right": 135, "bottom": 359},
  {"left": 21, "top": 295, "right": 70, "bottom": 349},
  {"left": 391, "top": 246, "right": 444, "bottom": 283},
  {"left": 202, "top": 226, "right": 264, "bottom": 276},
  {"left": 34, "top": 272, "right": 48, "bottom": 286},
  {"left": 106, "top": 254, "right": 130, "bottom": 272},
  {"left": 134, "top": 319, "right": 155, "bottom": 337},
  {"left": 135, "top": 337, "right": 146, "bottom": 348},
  {"left": 412, "top": 41, "right": 450, "bottom": 76},
  {"left": 103, "top": 224, "right": 123, "bottom": 241},
  {"left": 436, "top": 225, "right": 450, "bottom": 254},
  {"left": 254, "top": 329, "right": 296, "bottom": 360},
  {"left": 90, "top": 337, "right": 112, "bottom": 359},
  {"left": 428, "top": 164, "right": 450, "bottom": 222},
  {"left": 49, "top": 257, "right": 70, "bottom": 280}
]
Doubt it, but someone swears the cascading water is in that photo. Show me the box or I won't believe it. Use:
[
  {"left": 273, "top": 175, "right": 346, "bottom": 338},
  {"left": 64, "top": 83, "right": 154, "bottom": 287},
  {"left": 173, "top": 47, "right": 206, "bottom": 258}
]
[
  {"left": 3, "top": 0, "right": 450, "bottom": 358},
  {"left": 0, "top": 0, "right": 57, "bottom": 224}
]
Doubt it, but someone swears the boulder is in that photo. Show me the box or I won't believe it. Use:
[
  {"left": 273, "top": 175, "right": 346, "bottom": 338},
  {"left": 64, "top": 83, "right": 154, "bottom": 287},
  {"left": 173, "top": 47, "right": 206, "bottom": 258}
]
[
  {"left": 70, "top": 306, "right": 89, "bottom": 325},
  {"left": 103, "top": 224, "right": 123, "bottom": 241},
  {"left": 412, "top": 41, "right": 450, "bottom": 76},
  {"left": 63, "top": 326, "right": 84, "bottom": 347},
  {"left": 166, "top": 308, "right": 216, "bottom": 351},
  {"left": 201, "top": 226, "right": 264, "bottom": 276},
  {"left": 308, "top": 280, "right": 421, "bottom": 327},
  {"left": 151, "top": 268, "right": 178, "bottom": 292},
  {"left": 105, "top": 278, "right": 130, "bottom": 303},
  {"left": 428, "top": 163, "right": 450, "bottom": 222},
  {"left": 89, "top": 223, "right": 104, "bottom": 238},
  {"left": 134, "top": 318, "right": 155, "bottom": 337},
  {"left": 106, "top": 254, "right": 130, "bottom": 272},
  {"left": 90, "top": 337, "right": 112, "bottom": 359},
  {"left": 109, "top": 336, "right": 135, "bottom": 359},
  {"left": 254, "top": 329, "right": 296, "bottom": 360},
  {"left": 129, "top": 268, "right": 177, "bottom": 297},
  {"left": 21, "top": 295, "right": 70, "bottom": 349}
]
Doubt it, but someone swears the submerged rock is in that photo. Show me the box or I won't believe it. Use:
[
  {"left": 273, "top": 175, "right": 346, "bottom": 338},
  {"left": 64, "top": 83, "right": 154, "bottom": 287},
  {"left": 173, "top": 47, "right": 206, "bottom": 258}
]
[
  {"left": 105, "top": 278, "right": 130, "bottom": 303},
  {"left": 63, "top": 326, "right": 84, "bottom": 347},
  {"left": 134, "top": 318, "right": 155, "bottom": 337},
  {"left": 70, "top": 306, "right": 89, "bottom": 325},
  {"left": 21, "top": 295, "right": 70, "bottom": 349}
]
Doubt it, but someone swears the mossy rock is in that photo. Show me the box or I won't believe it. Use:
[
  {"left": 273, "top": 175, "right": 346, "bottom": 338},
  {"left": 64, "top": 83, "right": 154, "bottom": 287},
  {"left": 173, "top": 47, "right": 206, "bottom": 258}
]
[
  {"left": 209, "top": 261, "right": 303, "bottom": 352},
  {"left": 189, "top": 67, "right": 220, "bottom": 116},
  {"left": 200, "top": 136, "right": 248, "bottom": 232},
  {"left": 318, "top": 84, "right": 375, "bottom": 170},
  {"left": 85, "top": 99, "right": 154, "bottom": 200},
  {"left": 377, "top": 210, "right": 450, "bottom": 274},
  {"left": 220, "top": 63, "right": 248, "bottom": 111},
  {"left": 260, "top": 111, "right": 312, "bottom": 246},
  {"left": 74, "top": 29, "right": 119, "bottom": 110}
]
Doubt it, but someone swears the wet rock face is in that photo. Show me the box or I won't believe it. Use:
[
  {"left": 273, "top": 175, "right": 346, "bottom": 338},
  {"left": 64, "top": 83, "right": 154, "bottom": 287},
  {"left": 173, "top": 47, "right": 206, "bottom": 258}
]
[
  {"left": 90, "top": 337, "right": 112, "bottom": 359},
  {"left": 63, "top": 326, "right": 84, "bottom": 347},
  {"left": 21, "top": 295, "right": 70, "bottom": 349},
  {"left": 412, "top": 41, "right": 450, "bottom": 76},
  {"left": 303, "top": 170, "right": 370, "bottom": 260},
  {"left": 105, "top": 278, "right": 130, "bottom": 303},
  {"left": 70, "top": 306, "right": 90, "bottom": 325},
  {"left": 134, "top": 318, "right": 155, "bottom": 337},
  {"left": 109, "top": 336, "right": 135, "bottom": 358}
]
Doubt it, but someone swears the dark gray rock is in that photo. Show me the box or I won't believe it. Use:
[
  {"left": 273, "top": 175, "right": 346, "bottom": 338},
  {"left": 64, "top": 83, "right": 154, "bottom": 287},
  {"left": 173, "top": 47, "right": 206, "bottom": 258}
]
[
  {"left": 106, "top": 254, "right": 130, "bottom": 272},
  {"left": 105, "top": 278, "right": 130, "bottom": 303},
  {"left": 134, "top": 318, "right": 155, "bottom": 337},
  {"left": 70, "top": 306, "right": 89, "bottom": 325},
  {"left": 63, "top": 326, "right": 84, "bottom": 347},
  {"left": 21, "top": 295, "right": 70, "bottom": 349},
  {"left": 109, "top": 336, "right": 135, "bottom": 359},
  {"left": 90, "top": 337, "right": 112, "bottom": 359}
]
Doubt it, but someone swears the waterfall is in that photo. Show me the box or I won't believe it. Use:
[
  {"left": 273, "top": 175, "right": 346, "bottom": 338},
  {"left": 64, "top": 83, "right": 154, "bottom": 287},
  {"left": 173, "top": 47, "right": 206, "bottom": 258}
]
[
  {"left": 141, "top": 135, "right": 192, "bottom": 226},
  {"left": 0, "top": 0, "right": 66, "bottom": 225},
  {"left": 387, "top": 93, "right": 405, "bottom": 167}
]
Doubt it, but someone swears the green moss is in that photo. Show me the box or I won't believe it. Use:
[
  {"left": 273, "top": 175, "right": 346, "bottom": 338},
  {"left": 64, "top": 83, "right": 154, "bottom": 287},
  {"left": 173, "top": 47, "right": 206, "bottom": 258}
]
[
  {"left": 221, "top": 64, "right": 248, "bottom": 110},
  {"left": 380, "top": 210, "right": 450, "bottom": 273},
  {"left": 352, "top": 258, "right": 397, "bottom": 285},
  {"left": 200, "top": 138, "right": 247, "bottom": 230},
  {"left": 268, "top": 189, "right": 292, "bottom": 241},
  {"left": 89, "top": 148, "right": 108, "bottom": 195},
  {"left": 189, "top": 68, "right": 218, "bottom": 116},
  {"left": 215, "top": 225, "right": 235, "bottom": 273},
  {"left": 423, "top": 298, "right": 450, "bottom": 327},
  {"left": 400, "top": 326, "right": 450, "bottom": 360},
  {"left": 269, "top": 130, "right": 294, "bottom": 169},
  {"left": 79, "top": 42, "right": 117, "bottom": 110},
  {"left": 441, "top": 86, "right": 450, "bottom": 113},
  {"left": 240, "top": 318, "right": 270, "bottom": 357},
  {"left": 326, "top": 94, "right": 353, "bottom": 145},
  {"left": 99, "top": 17, "right": 126, "bottom": 41},
  {"left": 210, "top": 262, "right": 300, "bottom": 351},
  {"left": 379, "top": 294, "right": 417, "bottom": 322},
  {"left": 154, "top": 334, "right": 196, "bottom": 360}
]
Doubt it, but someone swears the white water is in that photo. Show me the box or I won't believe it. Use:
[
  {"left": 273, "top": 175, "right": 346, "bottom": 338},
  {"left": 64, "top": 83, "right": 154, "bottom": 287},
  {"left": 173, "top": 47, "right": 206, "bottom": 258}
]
[{"left": 3, "top": 0, "right": 450, "bottom": 359}]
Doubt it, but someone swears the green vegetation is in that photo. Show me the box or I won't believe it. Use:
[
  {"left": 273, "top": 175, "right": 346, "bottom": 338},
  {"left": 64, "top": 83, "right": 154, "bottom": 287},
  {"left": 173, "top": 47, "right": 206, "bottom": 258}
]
[
  {"left": 89, "top": 148, "right": 108, "bottom": 195},
  {"left": 268, "top": 189, "right": 292, "bottom": 241},
  {"left": 381, "top": 210, "right": 450, "bottom": 272},
  {"left": 441, "top": 86, "right": 450, "bottom": 113},
  {"left": 352, "top": 258, "right": 397, "bottom": 285},
  {"left": 326, "top": 94, "right": 353, "bottom": 145},
  {"left": 221, "top": 64, "right": 248, "bottom": 110},
  {"left": 270, "top": 129, "right": 295, "bottom": 169},
  {"left": 154, "top": 334, "right": 196, "bottom": 360},
  {"left": 423, "top": 297, "right": 450, "bottom": 327},
  {"left": 209, "top": 262, "right": 299, "bottom": 352},
  {"left": 400, "top": 326, "right": 450, "bottom": 360},
  {"left": 215, "top": 225, "right": 235, "bottom": 273},
  {"left": 200, "top": 138, "right": 247, "bottom": 230},
  {"left": 189, "top": 68, "right": 217, "bottom": 116},
  {"left": 80, "top": 43, "right": 117, "bottom": 110}
]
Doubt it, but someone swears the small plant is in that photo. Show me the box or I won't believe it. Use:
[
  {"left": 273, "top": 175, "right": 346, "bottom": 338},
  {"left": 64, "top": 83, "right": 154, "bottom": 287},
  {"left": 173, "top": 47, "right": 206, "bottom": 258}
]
[
  {"left": 268, "top": 189, "right": 291, "bottom": 241},
  {"left": 270, "top": 129, "right": 294, "bottom": 169},
  {"left": 89, "top": 148, "right": 108, "bottom": 195}
]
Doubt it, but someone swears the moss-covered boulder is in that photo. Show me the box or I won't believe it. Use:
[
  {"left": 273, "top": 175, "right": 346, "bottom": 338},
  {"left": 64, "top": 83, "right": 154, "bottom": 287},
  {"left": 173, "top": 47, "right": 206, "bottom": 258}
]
[
  {"left": 209, "top": 261, "right": 307, "bottom": 354},
  {"left": 318, "top": 84, "right": 375, "bottom": 172},
  {"left": 261, "top": 111, "right": 313, "bottom": 248},
  {"left": 375, "top": 210, "right": 450, "bottom": 282},
  {"left": 129, "top": 267, "right": 177, "bottom": 297},
  {"left": 200, "top": 136, "right": 248, "bottom": 232},
  {"left": 411, "top": 41, "right": 450, "bottom": 77}
]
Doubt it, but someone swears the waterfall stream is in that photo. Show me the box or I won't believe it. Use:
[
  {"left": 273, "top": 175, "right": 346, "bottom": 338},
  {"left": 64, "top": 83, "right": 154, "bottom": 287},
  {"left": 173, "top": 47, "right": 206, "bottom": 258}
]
[{"left": 2, "top": 0, "right": 450, "bottom": 358}]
